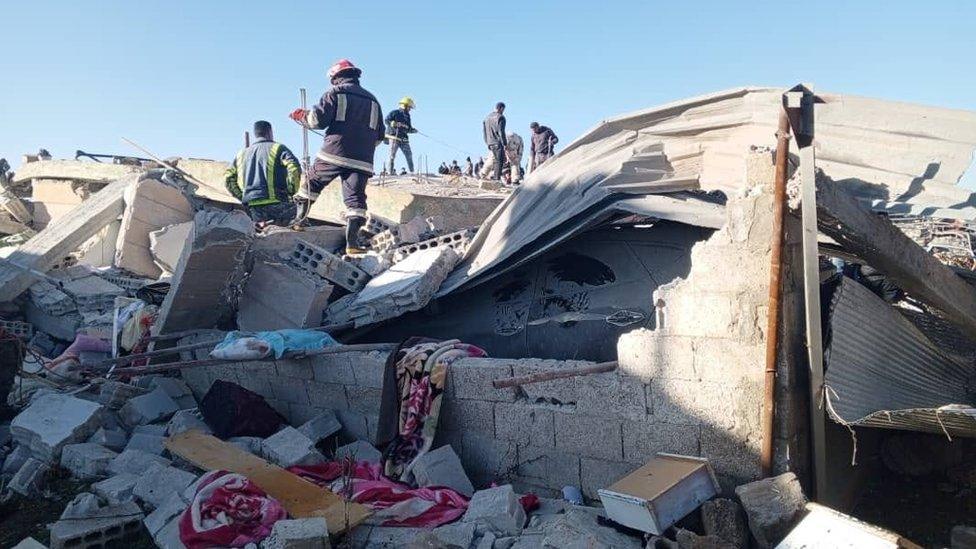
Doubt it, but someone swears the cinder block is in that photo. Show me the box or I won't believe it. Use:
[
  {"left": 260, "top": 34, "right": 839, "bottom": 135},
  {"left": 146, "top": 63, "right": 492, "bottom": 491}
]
[
  {"left": 509, "top": 360, "right": 580, "bottom": 404},
  {"left": 493, "top": 402, "right": 554, "bottom": 447},
  {"left": 118, "top": 387, "right": 179, "bottom": 427},
  {"left": 432, "top": 522, "right": 477, "bottom": 548},
  {"left": 346, "top": 386, "right": 382, "bottom": 415},
  {"left": 553, "top": 412, "right": 622, "bottom": 461},
  {"left": 9, "top": 393, "right": 104, "bottom": 462},
  {"left": 580, "top": 457, "right": 639, "bottom": 499},
  {"left": 702, "top": 424, "right": 762, "bottom": 490},
  {"left": 108, "top": 449, "right": 171, "bottom": 475},
  {"left": 97, "top": 381, "right": 148, "bottom": 410},
  {"left": 167, "top": 408, "right": 212, "bottom": 436},
  {"left": 276, "top": 358, "right": 315, "bottom": 381},
  {"left": 60, "top": 443, "right": 118, "bottom": 479},
  {"left": 238, "top": 262, "right": 334, "bottom": 332},
  {"left": 289, "top": 403, "right": 321, "bottom": 426},
  {"left": 336, "top": 410, "right": 369, "bottom": 441},
  {"left": 692, "top": 338, "right": 765, "bottom": 383},
  {"left": 133, "top": 464, "right": 196, "bottom": 509},
  {"left": 460, "top": 433, "right": 518, "bottom": 487},
  {"left": 392, "top": 228, "right": 475, "bottom": 263},
  {"left": 462, "top": 484, "right": 526, "bottom": 536},
  {"left": 575, "top": 371, "right": 647, "bottom": 421},
  {"left": 310, "top": 355, "right": 357, "bottom": 385},
  {"left": 649, "top": 378, "right": 754, "bottom": 430},
  {"left": 124, "top": 432, "right": 166, "bottom": 455},
  {"left": 261, "top": 427, "right": 325, "bottom": 468},
  {"left": 263, "top": 517, "right": 330, "bottom": 549},
  {"left": 149, "top": 377, "right": 197, "bottom": 409},
  {"left": 335, "top": 440, "right": 382, "bottom": 463},
  {"left": 349, "top": 352, "right": 388, "bottom": 388},
  {"left": 621, "top": 419, "right": 700, "bottom": 463},
  {"left": 144, "top": 491, "right": 189, "bottom": 537},
  {"left": 450, "top": 358, "right": 516, "bottom": 402},
  {"left": 440, "top": 399, "right": 495, "bottom": 435},
  {"left": 49, "top": 501, "right": 144, "bottom": 549},
  {"left": 305, "top": 381, "right": 348, "bottom": 410},
  {"left": 735, "top": 472, "right": 807, "bottom": 548},
  {"left": 91, "top": 473, "right": 139, "bottom": 504},
  {"left": 1, "top": 445, "right": 30, "bottom": 475},
  {"left": 275, "top": 377, "right": 311, "bottom": 405},
  {"left": 288, "top": 239, "right": 370, "bottom": 292},
  {"left": 513, "top": 444, "right": 581, "bottom": 490},
  {"left": 297, "top": 411, "right": 342, "bottom": 443},
  {"left": 228, "top": 436, "right": 263, "bottom": 454},
  {"left": 412, "top": 445, "right": 474, "bottom": 496},
  {"left": 9, "top": 457, "right": 50, "bottom": 496},
  {"left": 617, "top": 329, "right": 697, "bottom": 382}
]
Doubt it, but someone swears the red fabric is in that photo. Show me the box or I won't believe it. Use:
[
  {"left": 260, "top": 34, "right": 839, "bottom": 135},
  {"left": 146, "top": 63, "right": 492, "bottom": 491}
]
[
  {"left": 289, "top": 461, "right": 469, "bottom": 528},
  {"left": 179, "top": 470, "right": 287, "bottom": 548},
  {"left": 520, "top": 493, "right": 540, "bottom": 513}
]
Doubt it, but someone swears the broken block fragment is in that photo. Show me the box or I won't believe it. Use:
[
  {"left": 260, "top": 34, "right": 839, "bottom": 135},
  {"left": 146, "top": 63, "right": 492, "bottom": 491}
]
[
  {"left": 237, "top": 261, "right": 334, "bottom": 331},
  {"left": 412, "top": 445, "right": 474, "bottom": 496},
  {"left": 10, "top": 393, "right": 104, "bottom": 462},
  {"left": 114, "top": 178, "right": 195, "bottom": 278},
  {"left": 462, "top": 484, "right": 526, "bottom": 536},
  {"left": 261, "top": 426, "right": 325, "bottom": 468}
]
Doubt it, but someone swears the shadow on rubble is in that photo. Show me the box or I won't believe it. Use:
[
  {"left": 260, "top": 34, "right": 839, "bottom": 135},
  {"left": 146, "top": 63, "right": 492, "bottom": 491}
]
[{"left": 355, "top": 221, "right": 710, "bottom": 362}]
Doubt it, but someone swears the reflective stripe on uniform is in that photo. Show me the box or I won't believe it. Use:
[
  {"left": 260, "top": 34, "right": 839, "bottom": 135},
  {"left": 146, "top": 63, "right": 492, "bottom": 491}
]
[
  {"left": 335, "top": 94, "right": 347, "bottom": 122},
  {"left": 266, "top": 143, "right": 281, "bottom": 203},
  {"left": 247, "top": 197, "right": 279, "bottom": 207},
  {"left": 235, "top": 149, "right": 246, "bottom": 195},
  {"left": 306, "top": 110, "right": 319, "bottom": 128},
  {"left": 369, "top": 101, "right": 379, "bottom": 130},
  {"left": 316, "top": 151, "right": 374, "bottom": 174}
]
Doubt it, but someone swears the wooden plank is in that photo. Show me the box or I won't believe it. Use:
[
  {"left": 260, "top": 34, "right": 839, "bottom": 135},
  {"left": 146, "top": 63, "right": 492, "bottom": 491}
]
[
  {"left": 816, "top": 177, "right": 976, "bottom": 341},
  {"left": 165, "top": 430, "right": 370, "bottom": 533}
]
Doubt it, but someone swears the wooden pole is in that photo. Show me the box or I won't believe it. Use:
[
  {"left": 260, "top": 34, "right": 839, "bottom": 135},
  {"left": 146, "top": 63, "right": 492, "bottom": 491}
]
[{"left": 491, "top": 361, "right": 617, "bottom": 389}]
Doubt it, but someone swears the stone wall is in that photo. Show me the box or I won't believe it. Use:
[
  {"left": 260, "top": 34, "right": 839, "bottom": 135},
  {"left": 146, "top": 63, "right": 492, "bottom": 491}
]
[{"left": 182, "top": 151, "right": 798, "bottom": 498}]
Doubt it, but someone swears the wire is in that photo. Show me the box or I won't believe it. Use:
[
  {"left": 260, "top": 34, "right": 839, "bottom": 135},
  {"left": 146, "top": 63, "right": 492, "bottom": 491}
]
[{"left": 414, "top": 131, "right": 478, "bottom": 158}]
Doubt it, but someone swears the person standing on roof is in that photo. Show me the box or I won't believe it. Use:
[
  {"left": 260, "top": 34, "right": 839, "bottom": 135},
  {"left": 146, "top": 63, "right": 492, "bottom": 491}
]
[
  {"left": 482, "top": 102, "right": 507, "bottom": 180},
  {"left": 529, "top": 122, "right": 559, "bottom": 171},
  {"left": 224, "top": 121, "right": 302, "bottom": 227},
  {"left": 504, "top": 131, "right": 524, "bottom": 184},
  {"left": 290, "top": 59, "right": 385, "bottom": 255},
  {"left": 385, "top": 97, "right": 417, "bottom": 174},
  {"left": 464, "top": 157, "right": 473, "bottom": 176}
]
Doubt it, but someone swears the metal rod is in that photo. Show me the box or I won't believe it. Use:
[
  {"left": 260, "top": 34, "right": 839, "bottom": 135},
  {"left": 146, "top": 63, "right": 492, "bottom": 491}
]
[
  {"left": 300, "top": 88, "right": 310, "bottom": 171},
  {"left": 492, "top": 361, "right": 617, "bottom": 389},
  {"left": 112, "top": 342, "right": 398, "bottom": 376},
  {"left": 761, "top": 108, "right": 792, "bottom": 477},
  {"left": 96, "top": 339, "right": 220, "bottom": 368},
  {"left": 121, "top": 137, "right": 208, "bottom": 187}
]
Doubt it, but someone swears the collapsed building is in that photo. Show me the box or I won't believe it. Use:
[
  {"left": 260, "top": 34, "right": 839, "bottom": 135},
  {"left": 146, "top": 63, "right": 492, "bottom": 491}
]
[{"left": 2, "top": 86, "right": 976, "bottom": 548}]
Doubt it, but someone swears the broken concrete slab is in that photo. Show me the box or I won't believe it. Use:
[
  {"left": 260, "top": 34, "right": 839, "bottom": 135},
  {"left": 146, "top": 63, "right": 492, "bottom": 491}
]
[
  {"left": 144, "top": 491, "right": 190, "bottom": 537},
  {"left": 61, "top": 274, "right": 125, "bottom": 313},
  {"left": 261, "top": 426, "right": 326, "bottom": 468},
  {"left": 335, "top": 440, "right": 382, "bottom": 463},
  {"left": 10, "top": 537, "right": 47, "bottom": 549},
  {"left": 540, "top": 509, "right": 642, "bottom": 549},
  {"left": 152, "top": 209, "right": 254, "bottom": 335},
  {"left": 98, "top": 381, "right": 148, "bottom": 410},
  {"left": 28, "top": 280, "right": 75, "bottom": 315},
  {"left": 91, "top": 472, "right": 139, "bottom": 504},
  {"left": 49, "top": 500, "right": 144, "bottom": 549},
  {"left": 701, "top": 498, "right": 748, "bottom": 548},
  {"left": 337, "top": 246, "right": 460, "bottom": 326},
  {"left": 124, "top": 431, "right": 166, "bottom": 455},
  {"left": 462, "top": 484, "right": 526, "bottom": 536},
  {"left": 118, "top": 387, "right": 179, "bottom": 427},
  {"left": 150, "top": 377, "right": 197, "bottom": 409},
  {"left": 149, "top": 221, "right": 193, "bottom": 275},
  {"left": 0, "top": 175, "right": 138, "bottom": 302},
  {"left": 114, "top": 178, "right": 195, "bottom": 278},
  {"left": 9, "top": 457, "right": 50, "bottom": 495},
  {"left": 60, "top": 443, "right": 118, "bottom": 479},
  {"left": 2, "top": 444, "right": 30, "bottom": 475},
  {"left": 10, "top": 393, "right": 104, "bottom": 462},
  {"left": 674, "top": 528, "right": 733, "bottom": 549},
  {"left": 86, "top": 427, "right": 129, "bottom": 452},
  {"left": 167, "top": 408, "right": 212, "bottom": 436},
  {"left": 262, "top": 517, "right": 330, "bottom": 549},
  {"left": 413, "top": 445, "right": 474, "bottom": 496},
  {"left": 153, "top": 515, "right": 186, "bottom": 549},
  {"left": 24, "top": 302, "right": 81, "bottom": 341},
  {"left": 108, "top": 448, "right": 171, "bottom": 475},
  {"left": 432, "top": 521, "right": 477, "bottom": 548},
  {"left": 13, "top": 159, "right": 144, "bottom": 185},
  {"left": 297, "top": 410, "right": 342, "bottom": 443},
  {"left": 735, "top": 472, "right": 808, "bottom": 548},
  {"left": 133, "top": 463, "right": 197, "bottom": 509},
  {"left": 228, "top": 436, "right": 263, "bottom": 455},
  {"left": 345, "top": 526, "right": 427, "bottom": 548},
  {"left": 237, "top": 261, "right": 334, "bottom": 331}
]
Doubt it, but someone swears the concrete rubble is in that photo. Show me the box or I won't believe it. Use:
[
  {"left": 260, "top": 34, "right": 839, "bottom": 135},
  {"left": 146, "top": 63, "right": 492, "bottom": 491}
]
[{"left": 0, "top": 89, "right": 970, "bottom": 548}]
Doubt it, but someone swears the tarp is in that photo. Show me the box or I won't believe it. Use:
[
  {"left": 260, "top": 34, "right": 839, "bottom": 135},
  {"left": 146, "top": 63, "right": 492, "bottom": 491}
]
[{"left": 441, "top": 87, "right": 976, "bottom": 296}]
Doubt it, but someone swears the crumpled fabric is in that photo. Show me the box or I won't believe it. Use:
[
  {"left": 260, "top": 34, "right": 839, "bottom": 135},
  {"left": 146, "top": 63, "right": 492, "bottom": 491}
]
[
  {"left": 210, "top": 329, "right": 338, "bottom": 360},
  {"left": 289, "top": 461, "right": 469, "bottom": 528},
  {"left": 382, "top": 338, "right": 487, "bottom": 482},
  {"left": 179, "top": 470, "right": 286, "bottom": 549}
]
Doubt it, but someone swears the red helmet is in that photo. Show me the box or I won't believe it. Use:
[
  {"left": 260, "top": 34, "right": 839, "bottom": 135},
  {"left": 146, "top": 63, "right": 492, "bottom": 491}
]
[{"left": 327, "top": 59, "right": 361, "bottom": 79}]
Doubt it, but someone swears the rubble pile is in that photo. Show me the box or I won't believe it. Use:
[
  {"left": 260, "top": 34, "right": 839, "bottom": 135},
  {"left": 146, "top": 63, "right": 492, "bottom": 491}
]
[{"left": 891, "top": 214, "right": 976, "bottom": 270}]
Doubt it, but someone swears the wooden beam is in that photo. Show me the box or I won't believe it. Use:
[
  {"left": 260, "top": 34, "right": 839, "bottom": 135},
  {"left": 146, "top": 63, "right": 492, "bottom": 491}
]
[{"left": 816, "top": 178, "right": 976, "bottom": 340}]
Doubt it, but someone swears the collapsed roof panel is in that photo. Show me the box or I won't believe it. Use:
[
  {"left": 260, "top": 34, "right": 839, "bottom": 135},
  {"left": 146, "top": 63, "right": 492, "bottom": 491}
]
[
  {"left": 443, "top": 87, "right": 976, "bottom": 297},
  {"left": 824, "top": 277, "right": 976, "bottom": 438}
]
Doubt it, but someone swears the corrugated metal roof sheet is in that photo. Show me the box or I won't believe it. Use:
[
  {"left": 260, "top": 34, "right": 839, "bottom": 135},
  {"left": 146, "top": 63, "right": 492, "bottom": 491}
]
[{"left": 824, "top": 277, "right": 976, "bottom": 437}]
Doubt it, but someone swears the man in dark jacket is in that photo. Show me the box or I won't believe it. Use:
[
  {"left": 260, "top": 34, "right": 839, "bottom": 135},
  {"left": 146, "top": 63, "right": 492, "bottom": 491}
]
[
  {"left": 224, "top": 120, "right": 302, "bottom": 226},
  {"left": 529, "top": 122, "right": 559, "bottom": 170},
  {"left": 385, "top": 97, "right": 416, "bottom": 174},
  {"left": 290, "top": 59, "right": 385, "bottom": 254},
  {"left": 482, "top": 102, "right": 507, "bottom": 180}
]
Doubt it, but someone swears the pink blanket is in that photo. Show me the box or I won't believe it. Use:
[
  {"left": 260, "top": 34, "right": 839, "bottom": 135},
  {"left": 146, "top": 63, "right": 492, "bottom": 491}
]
[
  {"left": 289, "top": 461, "right": 469, "bottom": 528},
  {"left": 179, "top": 470, "right": 287, "bottom": 548}
]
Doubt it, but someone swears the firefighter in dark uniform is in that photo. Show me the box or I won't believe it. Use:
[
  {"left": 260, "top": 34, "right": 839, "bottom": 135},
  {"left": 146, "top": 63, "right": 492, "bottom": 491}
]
[
  {"left": 223, "top": 120, "right": 302, "bottom": 227},
  {"left": 385, "top": 97, "right": 417, "bottom": 174},
  {"left": 290, "top": 59, "right": 385, "bottom": 254}
]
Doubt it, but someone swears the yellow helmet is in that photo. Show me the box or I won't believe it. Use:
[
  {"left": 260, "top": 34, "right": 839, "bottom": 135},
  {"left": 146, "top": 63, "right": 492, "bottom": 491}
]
[{"left": 398, "top": 96, "right": 416, "bottom": 109}]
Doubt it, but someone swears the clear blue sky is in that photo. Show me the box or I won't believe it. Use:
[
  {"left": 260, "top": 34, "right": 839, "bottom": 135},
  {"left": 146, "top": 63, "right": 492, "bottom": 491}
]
[{"left": 1, "top": 0, "right": 974, "bottom": 179}]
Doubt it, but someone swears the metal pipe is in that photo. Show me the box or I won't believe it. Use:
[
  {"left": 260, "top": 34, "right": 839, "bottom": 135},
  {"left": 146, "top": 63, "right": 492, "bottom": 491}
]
[{"left": 761, "top": 107, "right": 791, "bottom": 477}]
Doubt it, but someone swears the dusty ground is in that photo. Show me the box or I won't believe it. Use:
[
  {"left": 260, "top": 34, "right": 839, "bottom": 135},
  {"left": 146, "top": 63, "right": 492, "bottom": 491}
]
[{"left": 0, "top": 468, "right": 154, "bottom": 548}]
